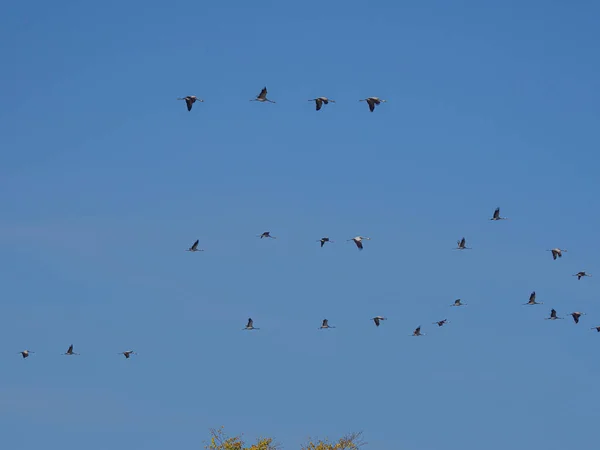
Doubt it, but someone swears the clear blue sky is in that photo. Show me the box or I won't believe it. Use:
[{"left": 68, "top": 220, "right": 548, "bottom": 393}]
[{"left": 1, "top": 1, "right": 599, "bottom": 449}]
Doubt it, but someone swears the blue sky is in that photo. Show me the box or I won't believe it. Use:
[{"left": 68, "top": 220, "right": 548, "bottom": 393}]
[{"left": 1, "top": 1, "right": 600, "bottom": 449}]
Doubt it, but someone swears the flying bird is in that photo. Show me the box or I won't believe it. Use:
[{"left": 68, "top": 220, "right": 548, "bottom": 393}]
[
  {"left": 591, "top": 326, "right": 600, "bottom": 333},
  {"left": 490, "top": 207, "right": 508, "bottom": 221},
  {"left": 319, "top": 319, "right": 335, "bottom": 329},
  {"left": 243, "top": 318, "right": 259, "bottom": 330},
  {"left": 119, "top": 350, "right": 136, "bottom": 359},
  {"left": 64, "top": 344, "right": 79, "bottom": 355},
  {"left": 547, "top": 248, "right": 567, "bottom": 260},
  {"left": 18, "top": 350, "right": 34, "bottom": 359},
  {"left": 177, "top": 95, "right": 203, "bottom": 111},
  {"left": 309, "top": 97, "right": 335, "bottom": 111},
  {"left": 412, "top": 326, "right": 425, "bottom": 336},
  {"left": 455, "top": 237, "right": 471, "bottom": 250},
  {"left": 372, "top": 316, "right": 386, "bottom": 327},
  {"left": 573, "top": 271, "right": 591, "bottom": 280},
  {"left": 250, "top": 87, "right": 275, "bottom": 103},
  {"left": 545, "top": 309, "right": 563, "bottom": 320},
  {"left": 258, "top": 231, "right": 276, "bottom": 239},
  {"left": 451, "top": 299, "right": 466, "bottom": 307},
  {"left": 347, "top": 236, "right": 370, "bottom": 250},
  {"left": 433, "top": 319, "right": 448, "bottom": 327},
  {"left": 568, "top": 311, "right": 586, "bottom": 324},
  {"left": 359, "top": 97, "right": 386, "bottom": 112},
  {"left": 186, "top": 239, "right": 204, "bottom": 252},
  {"left": 524, "top": 291, "right": 543, "bottom": 305},
  {"left": 318, "top": 237, "right": 333, "bottom": 247}
]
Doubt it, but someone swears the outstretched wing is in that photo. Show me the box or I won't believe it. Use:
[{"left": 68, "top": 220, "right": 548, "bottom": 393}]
[
  {"left": 493, "top": 207, "right": 500, "bottom": 219},
  {"left": 368, "top": 100, "right": 375, "bottom": 112},
  {"left": 315, "top": 98, "right": 322, "bottom": 111},
  {"left": 258, "top": 87, "right": 268, "bottom": 99},
  {"left": 355, "top": 240, "right": 363, "bottom": 250},
  {"left": 374, "top": 317, "right": 380, "bottom": 326}
]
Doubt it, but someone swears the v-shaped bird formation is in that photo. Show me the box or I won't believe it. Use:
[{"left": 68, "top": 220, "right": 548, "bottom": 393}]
[{"left": 13, "top": 157, "right": 597, "bottom": 359}]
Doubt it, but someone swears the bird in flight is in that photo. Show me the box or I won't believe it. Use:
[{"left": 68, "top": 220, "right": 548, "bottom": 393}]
[
  {"left": 433, "top": 319, "right": 448, "bottom": 327},
  {"left": 319, "top": 319, "right": 335, "bottom": 329},
  {"left": 119, "top": 350, "right": 137, "bottom": 359},
  {"left": 490, "top": 207, "right": 508, "bottom": 221},
  {"left": 591, "top": 326, "right": 600, "bottom": 333},
  {"left": 348, "top": 236, "right": 370, "bottom": 250},
  {"left": 64, "top": 344, "right": 79, "bottom": 355},
  {"left": 451, "top": 299, "right": 466, "bottom": 307},
  {"left": 573, "top": 271, "right": 591, "bottom": 280},
  {"left": 243, "top": 318, "right": 259, "bottom": 330},
  {"left": 372, "top": 316, "right": 386, "bottom": 327},
  {"left": 318, "top": 237, "right": 333, "bottom": 247},
  {"left": 547, "top": 248, "right": 567, "bottom": 260},
  {"left": 186, "top": 239, "right": 204, "bottom": 252},
  {"left": 258, "top": 231, "right": 276, "bottom": 239},
  {"left": 455, "top": 237, "right": 471, "bottom": 250},
  {"left": 524, "top": 291, "right": 543, "bottom": 305},
  {"left": 309, "top": 97, "right": 335, "bottom": 111},
  {"left": 545, "top": 309, "right": 563, "bottom": 320},
  {"left": 412, "top": 326, "right": 425, "bottom": 336},
  {"left": 177, "top": 95, "right": 203, "bottom": 111},
  {"left": 568, "top": 311, "right": 586, "bottom": 324},
  {"left": 251, "top": 87, "right": 275, "bottom": 103},
  {"left": 359, "top": 97, "right": 386, "bottom": 112},
  {"left": 18, "top": 350, "right": 34, "bottom": 359}
]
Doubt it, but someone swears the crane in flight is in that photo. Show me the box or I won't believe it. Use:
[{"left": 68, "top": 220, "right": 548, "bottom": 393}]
[
  {"left": 251, "top": 87, "right": 276, "bottom": 103},
  {"left": 63, "top": 344, "right": 79, "bottom": 356},
  {"left": 490, "top": 207, "right": 508, "bottom": 221},
  {"left": 348, "top": 236, "right": 370, "bottom": 250},
  {"left": 177, "top": 95, "right": 203, "bottom": 111},
  {"left": 524, "top": 291, "right": 543, "bottom": 305},
  {"left": 318, "top": 237, "right": 333, "bottom": 247},
  {"left": 243, "top": 318, "right": 259, "bottom": 330},
  {"left": 371, "top": 316, "right": 386, "bottom": 327},
  {"left": 545, "top": 309, "right": 563, "bottom": 321},
  {"left": 319, "top": 319, "right": 335, "bottom": 329},
  {"left": 359, "top": 97, "right": 386, "bottom": 112},
  {"left": 309, "top": 97, "right": 335, "bottom": 111},
  {"left": 573, "top": 271, "right": 591, "bottom": 280},
  {"left": 412, "top": 326, "right": 425, "bottom": 336},
  {"left": 547, "top": 248, "right": 567, "bottom": 260},
  {"left": 186, "top": 239, "right": 204, "bottom": 252},
  {"left": 455, "top": 237, "right": 471, "bottom": 250}
]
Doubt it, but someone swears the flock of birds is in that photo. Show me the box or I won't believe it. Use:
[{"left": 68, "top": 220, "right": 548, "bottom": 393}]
[
  {"left": 176, "top": 87, "right": 387, "bottom": 112},
  {"left": 19, "top": 206, "right": 598, "bottom": 360},
  {"left": 205, "top": 206, "right": 598, "bottom": 338},
  {"left": 14, "top": 111, "right": 597, "bottom": 359}
]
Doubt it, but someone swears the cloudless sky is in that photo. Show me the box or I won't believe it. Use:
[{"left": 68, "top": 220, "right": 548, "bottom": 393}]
[{"left": 1, "top": 1, "right": 600, "bottom": 449}]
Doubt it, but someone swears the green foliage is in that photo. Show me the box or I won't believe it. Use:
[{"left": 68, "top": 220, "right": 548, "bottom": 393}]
[{"left": 205, "top": 428, "right": 365, "bottom": 450}]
